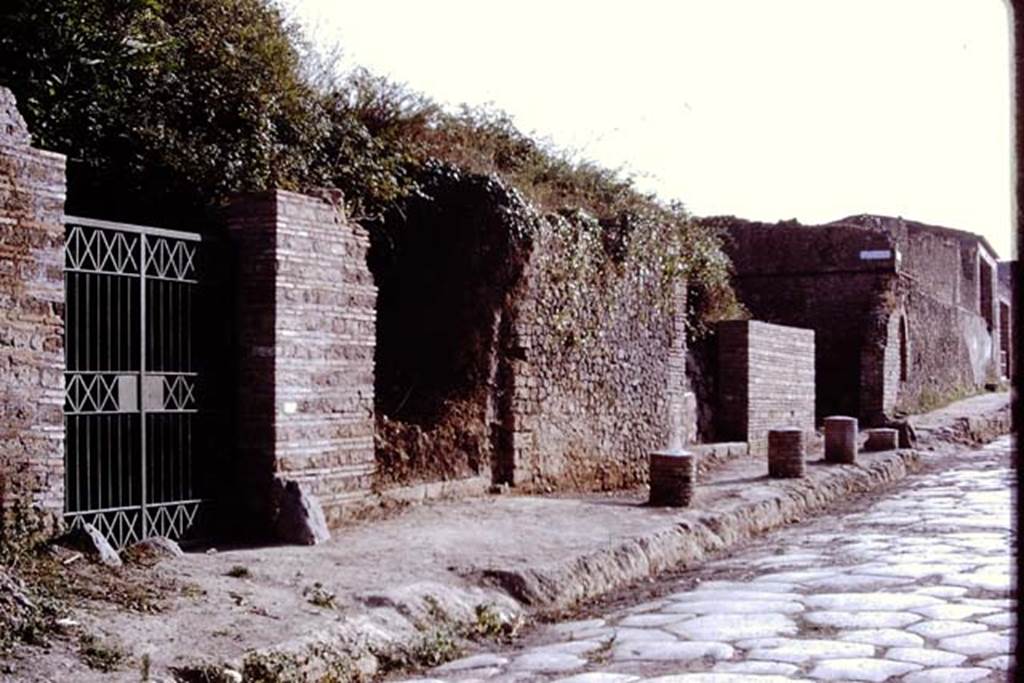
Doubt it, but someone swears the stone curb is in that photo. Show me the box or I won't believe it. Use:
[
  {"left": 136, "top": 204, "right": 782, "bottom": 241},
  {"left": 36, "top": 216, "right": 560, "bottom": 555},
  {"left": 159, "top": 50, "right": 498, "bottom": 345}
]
[
  {"left": 914, "top": 404, "right": 1012, "bottom": 446},
  {"left": 476, "top": 449, "right": 920, "bottom": 611}
]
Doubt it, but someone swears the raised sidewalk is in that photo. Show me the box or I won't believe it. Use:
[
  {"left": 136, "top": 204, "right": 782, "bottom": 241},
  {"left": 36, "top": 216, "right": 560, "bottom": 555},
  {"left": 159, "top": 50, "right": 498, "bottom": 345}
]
[{"left": 18, "top": 393, "right": 1014, "bottom": 682}]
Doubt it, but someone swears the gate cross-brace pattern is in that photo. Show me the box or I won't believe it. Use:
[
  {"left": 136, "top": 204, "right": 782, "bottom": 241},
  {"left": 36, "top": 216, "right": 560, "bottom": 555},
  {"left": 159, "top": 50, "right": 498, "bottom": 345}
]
[{"left": 63, "top": 216, "right": 213, "bottom": 550}]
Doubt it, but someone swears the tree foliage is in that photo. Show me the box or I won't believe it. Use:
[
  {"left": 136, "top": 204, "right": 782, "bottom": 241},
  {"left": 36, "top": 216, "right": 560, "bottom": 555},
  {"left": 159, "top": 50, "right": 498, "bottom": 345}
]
[
  {"left": 0, "top": 0, "right": 743, "bottom": 329},
  {"left": 0, "top": 0, "right": 322, "bottom": 226}
]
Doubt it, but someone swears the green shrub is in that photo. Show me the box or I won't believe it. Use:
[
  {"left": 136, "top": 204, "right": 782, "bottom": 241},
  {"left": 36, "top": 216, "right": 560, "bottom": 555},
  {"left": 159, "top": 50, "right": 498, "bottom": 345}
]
[{"left": 0, "top": 0, "right": 742, "bottom": 329}]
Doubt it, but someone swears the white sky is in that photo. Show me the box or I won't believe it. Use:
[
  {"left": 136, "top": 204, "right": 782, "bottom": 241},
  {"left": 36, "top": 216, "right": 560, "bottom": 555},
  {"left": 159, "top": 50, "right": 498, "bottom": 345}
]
[{"left": 279, "top": 0, "right": 1016, "bottom": 259}]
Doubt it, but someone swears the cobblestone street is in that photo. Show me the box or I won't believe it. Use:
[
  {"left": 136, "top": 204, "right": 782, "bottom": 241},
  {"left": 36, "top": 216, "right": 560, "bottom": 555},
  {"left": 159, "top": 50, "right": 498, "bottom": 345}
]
[{"left": 408, "top": 436, "right": 1016, "bottom": 683}]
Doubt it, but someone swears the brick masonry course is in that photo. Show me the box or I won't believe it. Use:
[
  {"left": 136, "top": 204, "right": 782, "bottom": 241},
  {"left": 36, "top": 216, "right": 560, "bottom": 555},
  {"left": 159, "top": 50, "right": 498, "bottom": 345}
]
[
  {"left": 0, "top": 87, "right": 66, "bottom": 545},
  {"left": 227, "top": 190, "right": 377, "bottom": 533},
  {"left": 716, "top": 319, "right": 815, "bottom": 453}
]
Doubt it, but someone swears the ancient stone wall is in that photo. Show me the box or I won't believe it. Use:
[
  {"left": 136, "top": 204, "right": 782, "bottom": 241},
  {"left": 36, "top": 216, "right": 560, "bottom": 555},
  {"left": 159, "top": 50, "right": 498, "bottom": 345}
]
[
  {"left": 903, "top": 224, "right": 960, "bottom": 306},
  {"left": 0, "top": 87, "right": 66, "bottom": 544},
  {"left": 860, "top": 306, "right": 904, "bottom": 421},
  {"left": 715, "top": 320, "right": 814, "bottom": 453},
  {"left": 888, "top": 226, "right": 1000, "bottom": 413},
  {"left": 720, "top": 220, "right": 896, "bottom": 420},
  {"left": 502, "top": 233, "right": 692, "bottom": 491},
  {"left": 896, "top": 283, "right": 990, "bottom": 410},
  {"left": 723, "top": 220, "right": 897, "bottom": 276},
  {"left": 370, "top": 169, "right": 696, "bottom": 492},
  {"left": 227, "top": 190, "right": 376, "bottom": 533},
  {"left": 720, "top": 215, "right": 1004, "bottom": 426},
  {"left": 997, "top": 261, "right": 1014, "bottom": 380}
]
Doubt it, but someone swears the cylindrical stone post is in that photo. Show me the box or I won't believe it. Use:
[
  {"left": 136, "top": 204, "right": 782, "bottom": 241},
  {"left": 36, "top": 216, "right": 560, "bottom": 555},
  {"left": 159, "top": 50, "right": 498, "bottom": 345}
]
[
  {"left": 768, "top": 428, "right": 805, "bottom": 478},
  {"left": 824, "top": 416, "right": 858, "bottom": 464},
  {"left": 649, "top": 450, "right": 696, "bottom": 507},
  {"left": 863, "top": 428, "right": 899, "bottom": 452}
]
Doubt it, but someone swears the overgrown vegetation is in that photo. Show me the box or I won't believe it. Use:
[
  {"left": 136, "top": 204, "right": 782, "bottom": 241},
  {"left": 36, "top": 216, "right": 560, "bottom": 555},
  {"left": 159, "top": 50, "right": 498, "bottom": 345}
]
[
  {"left": 375, "top": 598, "right": 522, "bottom": 675},
  {"left": 78, "top": 633, "right": 127, "bottom": 672},
  {"left": 1, "top": 542, "right": 185, "bottom": 673},
  {"left": 0, "top": 0, "right": 323, "bottom": 227},
  {"left": 374, "top": 400, "right": 490, "bottom": 486},
  {"left": 0, "top": 0, "right": 742, "bottom": 330},
  {"left": 0, "top": 562, "right": 63, "bottom": 656}
]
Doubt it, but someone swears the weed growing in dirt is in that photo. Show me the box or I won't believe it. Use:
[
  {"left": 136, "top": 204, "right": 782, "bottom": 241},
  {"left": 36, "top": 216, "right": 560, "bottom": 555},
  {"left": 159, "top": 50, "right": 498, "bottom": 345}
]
[
  {"left": 472, "top": 603, "right": 522, "bottom": 641},
  {"left": 411, "top": 627, "right": 460, "bottom": 668},
  {"left": 303, "top": 582, "right": 336, "bottom": 609},
  {"left": 78, "top": 634, "right": 126, "bottom": 672},
  {"left": 225, "top": 565, "right": 251, "bottom": 579}
]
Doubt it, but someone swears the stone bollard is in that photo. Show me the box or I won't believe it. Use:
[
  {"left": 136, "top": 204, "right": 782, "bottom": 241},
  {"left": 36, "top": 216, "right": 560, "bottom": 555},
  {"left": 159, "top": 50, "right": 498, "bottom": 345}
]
[
  {"left": 824, "top": 416, "right": 858, "bottom": 464},
  {"left": 767, "top": 428, "right": 806, "bottom": 478},
  {"left": 863, "top": 428, "right": 899, "bottom": 452},
  {"left": 649, "top": 450, "right": 696, "bottom": 507}
]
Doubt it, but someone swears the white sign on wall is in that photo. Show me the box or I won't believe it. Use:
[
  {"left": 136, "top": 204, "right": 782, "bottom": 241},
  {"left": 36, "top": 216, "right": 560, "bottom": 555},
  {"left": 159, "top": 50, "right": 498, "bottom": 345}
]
[{"left": 859, "top": 249, "right": 893, "bottom": 261}]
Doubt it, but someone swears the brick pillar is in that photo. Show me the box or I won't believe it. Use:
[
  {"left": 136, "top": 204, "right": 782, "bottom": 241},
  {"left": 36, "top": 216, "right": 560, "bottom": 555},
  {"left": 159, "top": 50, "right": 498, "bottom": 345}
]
[
  {"left": 716, "top": 319, "right": 750, "bottom": 443},
  {"left": 716, "top": 319, "right": 815, "bottom": 453},
  {"left": 227, "top": 190, "right": 376, "bottom": 537},
  {"left": 666, "top": 280, "right": 695, "bottom": 448},
  {"left": 0, "top": 87, "right": 67, "bottom": 545}
]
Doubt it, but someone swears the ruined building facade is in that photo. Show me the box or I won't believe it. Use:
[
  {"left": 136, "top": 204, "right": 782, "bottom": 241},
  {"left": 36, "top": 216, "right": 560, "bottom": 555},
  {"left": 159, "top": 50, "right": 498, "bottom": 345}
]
[
  {"left": 2, "top": 86, "right": 704, "bottom": 547},
  {"left": 710, "top": 214, "right": 1011, "bottom": 426}
]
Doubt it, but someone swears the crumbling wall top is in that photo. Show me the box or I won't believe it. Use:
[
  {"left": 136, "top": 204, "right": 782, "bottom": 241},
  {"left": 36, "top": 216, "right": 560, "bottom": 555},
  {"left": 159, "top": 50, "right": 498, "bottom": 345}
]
[{"left": 0, "top": 87, "right": 31, "bottom": 146}]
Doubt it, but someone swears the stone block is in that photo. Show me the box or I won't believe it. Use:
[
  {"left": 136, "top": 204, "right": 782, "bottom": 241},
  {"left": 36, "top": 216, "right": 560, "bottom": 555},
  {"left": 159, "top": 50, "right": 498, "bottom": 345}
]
[
  {"left": 863, "top": 428, "right": 899, "bottom": 452},
  {"left": 649, "top": 450, "right": 696, "bottom": 507},
  {"left": 272, "top": 478, "right": 330, "bottom": 546},
  {"left": 824, "top": 416, "right": 858, "bottom": 464},
  {"left": 768, "top": 428, "right": 806, "bottom": 478},
  {"left": 62, "top": 523, "right": 122, "bottom": 567}
]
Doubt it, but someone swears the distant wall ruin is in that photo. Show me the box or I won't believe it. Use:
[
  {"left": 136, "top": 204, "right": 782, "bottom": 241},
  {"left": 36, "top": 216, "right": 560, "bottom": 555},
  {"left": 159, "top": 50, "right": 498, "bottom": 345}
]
[
  {"left": 719, "top": 220, "right": 895, "bottom": 420},
  {"left": 715, "top": 215, "right": 1005, "bottom": 426}
]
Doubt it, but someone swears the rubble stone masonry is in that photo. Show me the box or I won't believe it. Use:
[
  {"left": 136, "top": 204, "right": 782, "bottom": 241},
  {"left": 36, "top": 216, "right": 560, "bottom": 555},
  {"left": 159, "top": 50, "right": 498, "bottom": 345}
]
[
  {"left": 0, "top": 87, "right": 66, "bottom": 544},
  {"left": 227, "top": 191, "right": 376, "bottom": 531},
  {"left": 503, "top": 245, "right": 693, "bottom": 490}
]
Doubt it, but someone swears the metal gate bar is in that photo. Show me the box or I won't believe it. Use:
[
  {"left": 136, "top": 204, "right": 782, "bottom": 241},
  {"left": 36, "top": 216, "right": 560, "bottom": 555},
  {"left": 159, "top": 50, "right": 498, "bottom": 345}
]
[{"left": 63, "top": 215, "right": 212, "bottom": 550}]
